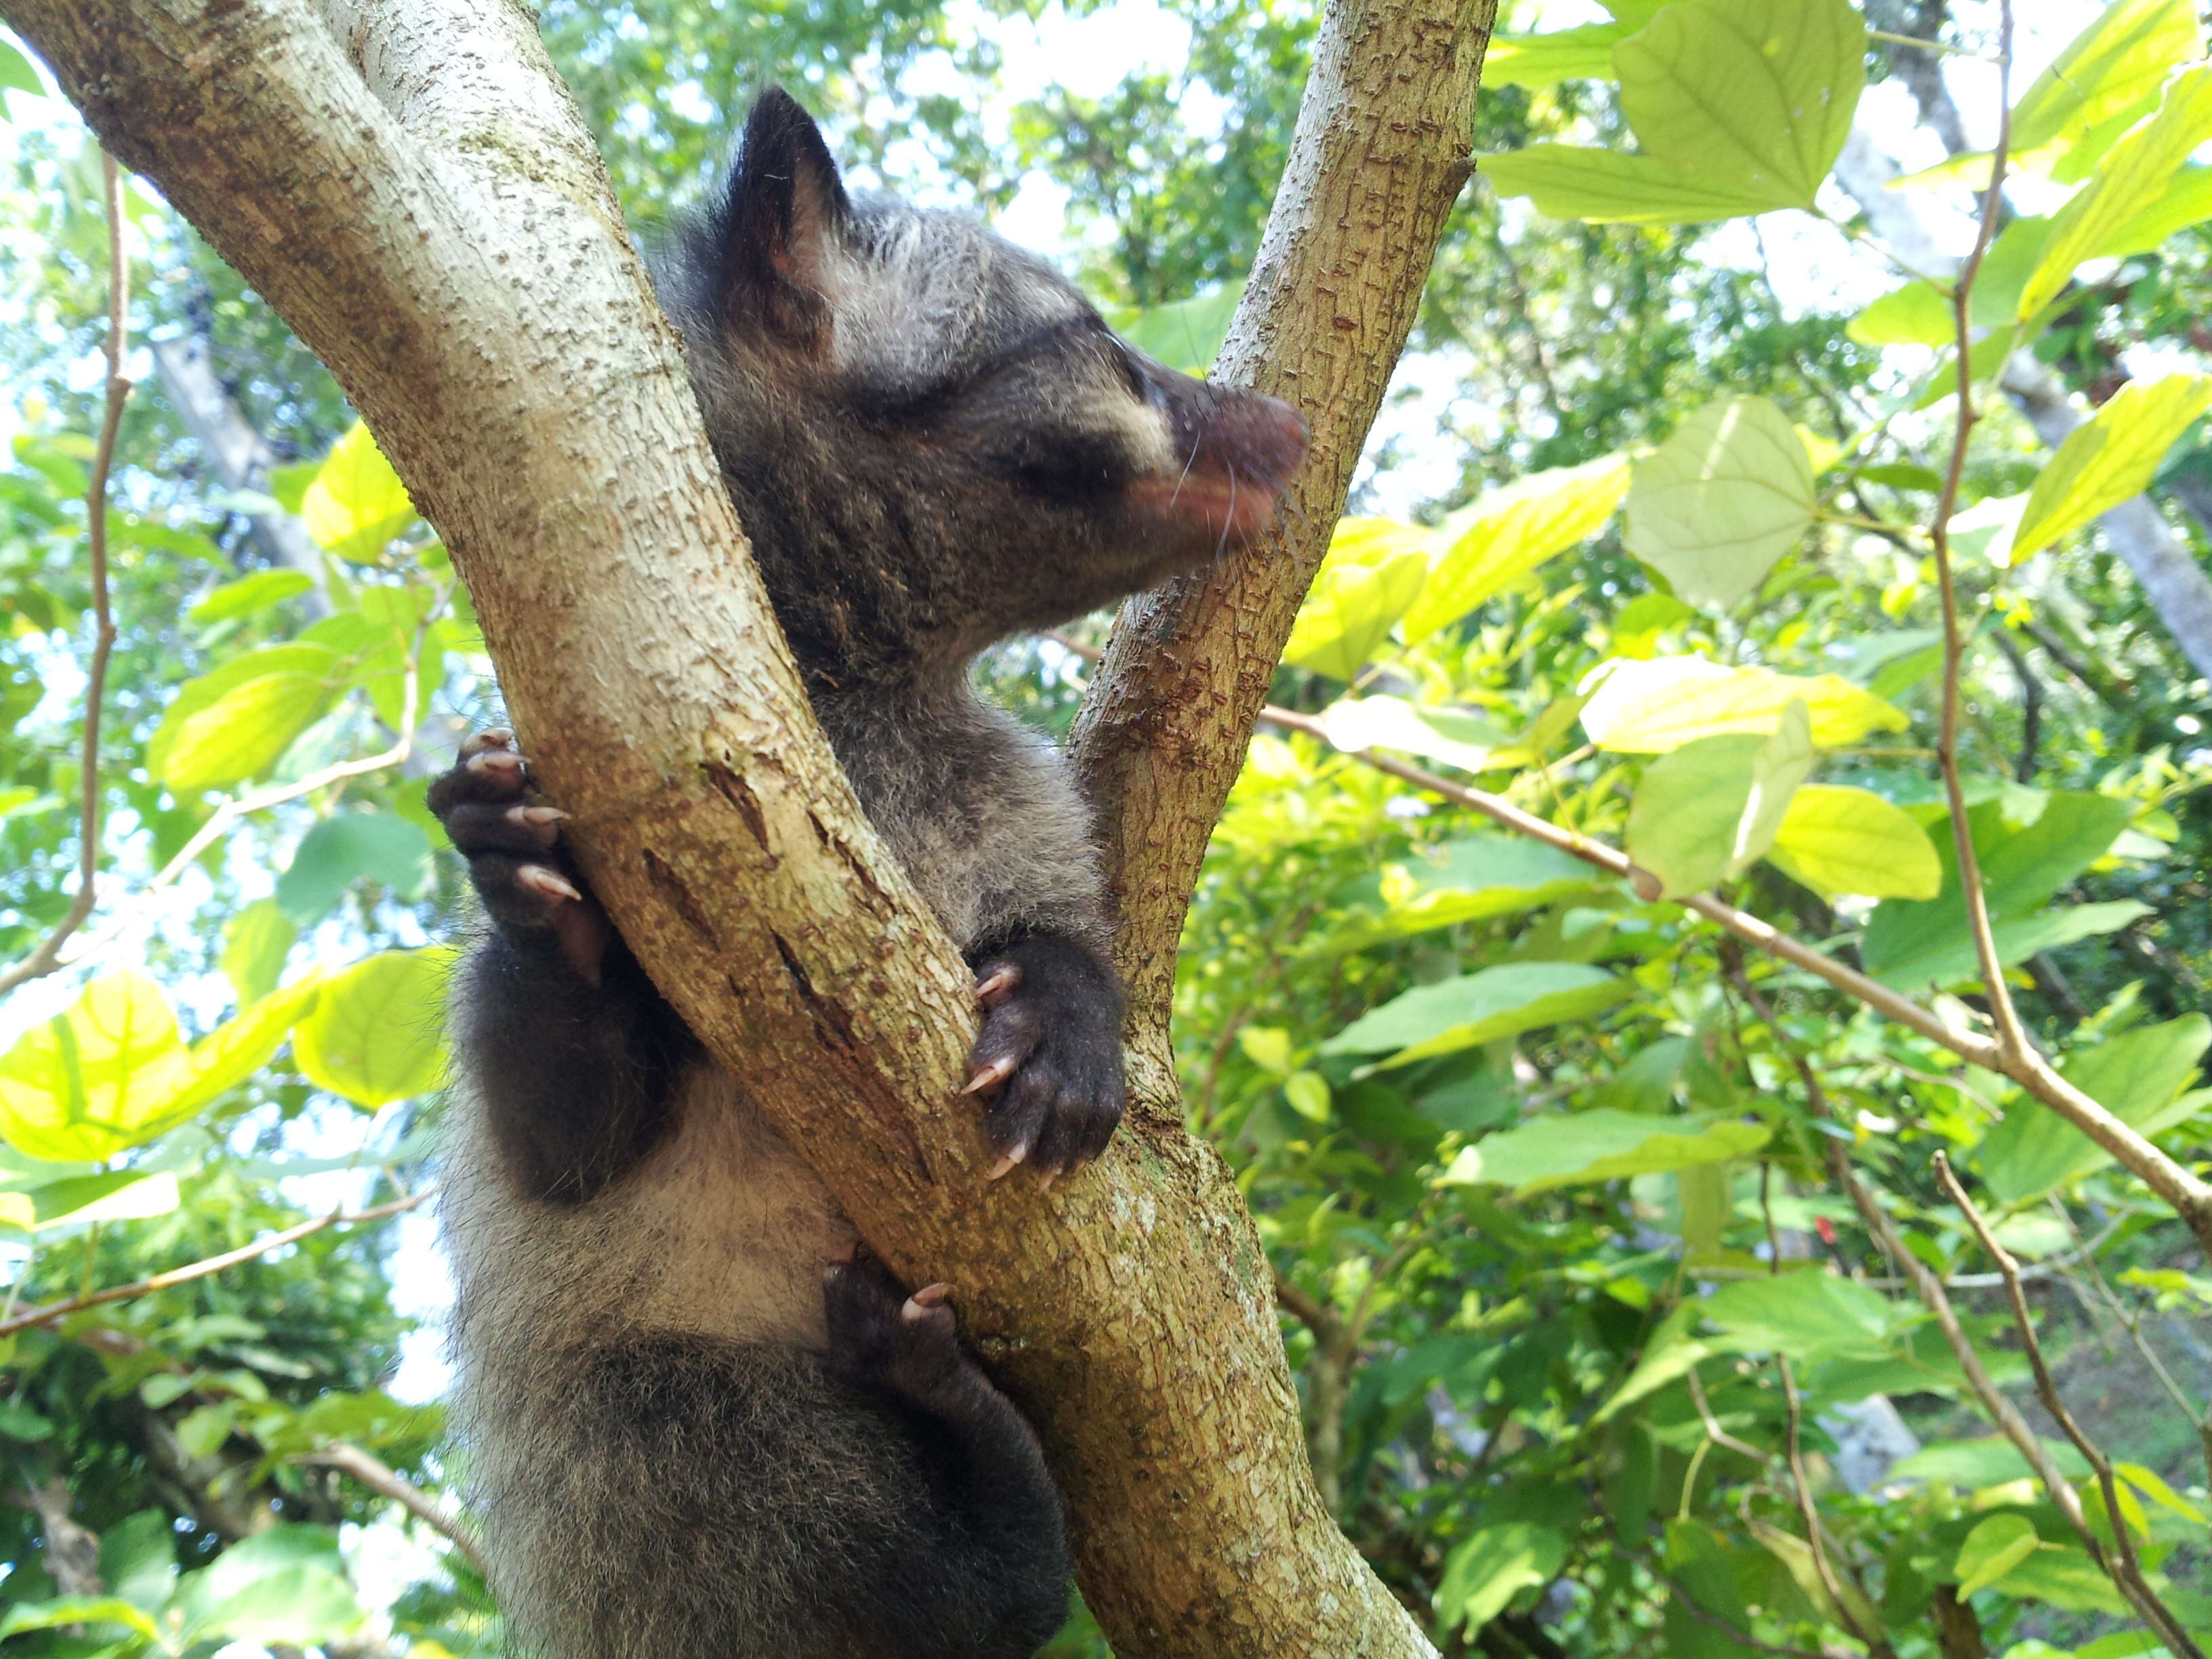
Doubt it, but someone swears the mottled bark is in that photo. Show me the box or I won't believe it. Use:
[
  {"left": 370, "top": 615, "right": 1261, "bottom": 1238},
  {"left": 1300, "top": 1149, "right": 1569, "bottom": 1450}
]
[
  {"left": 1071, "top": 0, "right": 1495, "bottom": 1066},
  {"left": 2, "top": 0, "right": 1484, "bottom": 1651}
]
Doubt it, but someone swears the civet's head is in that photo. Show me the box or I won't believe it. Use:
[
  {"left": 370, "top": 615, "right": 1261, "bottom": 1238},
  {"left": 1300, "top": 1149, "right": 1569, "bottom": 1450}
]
[{"left": 657, "top": 87, "right": 1308, "bottom": 673}]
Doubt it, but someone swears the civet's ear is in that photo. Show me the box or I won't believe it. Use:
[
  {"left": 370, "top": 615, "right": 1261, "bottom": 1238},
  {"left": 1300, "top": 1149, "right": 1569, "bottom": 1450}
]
[{"left": 715, "top": 85, "right": 853, "bottom": 344}]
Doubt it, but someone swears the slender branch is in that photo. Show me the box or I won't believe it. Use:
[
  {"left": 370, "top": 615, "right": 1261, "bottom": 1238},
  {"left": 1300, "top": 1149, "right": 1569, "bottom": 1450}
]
[
  {"left": 1933, "top": 1155, "right": 2203, "bottom": 1659},
  {"left": 295, "top": 1441, "right": 487, "bottom": 1576},
  {"left": 1254, "top": 702, "right": 2212, "bottom": 1250},
  {"left": 1929, "top": 1, "right": 2026, "bottom": 1062},
  {"left": 0, "top": 1193, "right": 426, "bottom": 1338},
  {"left": 0, "top": 151, "right": 131, "bottom": 999}
]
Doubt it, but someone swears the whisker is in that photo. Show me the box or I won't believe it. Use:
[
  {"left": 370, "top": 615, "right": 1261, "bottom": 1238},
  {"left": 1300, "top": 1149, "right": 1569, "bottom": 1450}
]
[
  {"left": 1215, "top": 464, "right": 1239, "bottom": 560},
  {"left": 1167, "top": 434, "right": 1202, "bottom": 512}
]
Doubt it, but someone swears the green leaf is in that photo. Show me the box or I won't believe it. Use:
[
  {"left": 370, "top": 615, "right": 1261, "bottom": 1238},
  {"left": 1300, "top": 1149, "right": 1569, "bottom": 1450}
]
[
  {"left": 1321, "top": 962, "right": 1631, "bottom": 1068},
  {"left": 1889, "top": 1435, "right": 2090, "bottom": 1490},
  {"left": 1316, "top": 695, "right": 1505, "bottom": 774},
  {"left": 1443, "top": 1109, "right": 1769, "bottom": 1193},
  {"left": 148, "top": 642, "right": 342, "bottom": 784},
  {"left": 276, "top": 812, "right": 436, "bottom": 925},
  {"left": 0, "top": 1597, "right": 159, "bottom": 1641},
  {"left": 1401, "top": 453, "right": 1631, "bottom": 640},
  {"left": 1625, "top": 733, "right": 1762, "bottom": 899},
  {"left": 1116, "top": 282, "right": 1244, "bottom": 374},
  {"left": 2012, "top": 373, "right": 2212, "bottom": 560},
  {"left": 1625, "top": 396, "right": 1814, "bottom": 609},
  {"left": 1989, "top": 1546, "right": 2129, "bottom": 1615},
  {"left": 188, "top": 569, "right": 316, "bottom": 628},
  {"left": 1697, "top": 1271, "right": 1906, "bottom": 1361},
  {"left": 1283, "top": 1070, "right": 1332, "bottom": 1123},
  {"left": 1862, "top": 793, "right": 2138, "bottom": 989},
  {"left": 1847, "top": 282, "right": 1953, "bottom": 348},
  {"left": 2021, "top": 67, "right": 2212, "bottom": 320},
  {"left": 1614, "top": 0, "right": 1864, "bottom": 207},
  {"left": 0, "top": 971, "right": 314, "bottom": 1161},
  {"left": 2009, "top": 0, "right": 2203, "bottom": 180},
  {"left": 1435, "top": 1522, "right": 1568, "bottom": 1633},
  {"left": 1734, "top": 698, "right": 1811, "bottom": 875},
  {"left": 1580, "top": 655, "right": 1907, "bottom": 753},
  {"left": 163, "top": 670, "right": 332, "bottom": 792},
  {"left": 2101, "top": 161, "right": 2212, "bottom": 254},
  {"left": 1323, "top": 833, "right": 1602, "bottom": 952},
  {"left": 22, "top": 1170, "right": 180, "bottom": 1231},
  {"left": 2118, "top": 1460, "right": 2209, "bottom": 1524},
  {"left": 1480, "top": 144, "right": 1793, "bottom": 224},
  {"left": 174, "top": 1525, "right": 365, "bottom": 1646},
  {"left": 1479, "top": 25, "right": 1631, "bottom": 88},
  {"left": 302, "top": 421, "right": 417, "bottom": 562},
  {"left": 222, "top": 899, "right": 298, "bottom": 1006},
  {"left": 0, "top": 39, "right": 41, "bottom": 100},
  {"left": 293, "top": 949, "right": 453, "bottom": 1106},
  {"left": 1975, "top": 1016, "right": 2210, "bottom": 1203},
  {"left": 1764, "top": 784, "right": 1942, "bottom": 899},
  {"left": 1281, "top": 518, "right": 1432, "bottom": 679}
]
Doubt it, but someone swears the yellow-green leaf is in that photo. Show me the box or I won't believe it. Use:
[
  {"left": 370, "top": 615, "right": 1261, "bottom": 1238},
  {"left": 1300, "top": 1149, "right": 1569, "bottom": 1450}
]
[
  {"left": 293, "top": 949, "right": 453, "bottom": 1107},
  {"left": 2009, "top": 0, "right": 2203, "bottom": 182},
  {"left": 1479, "top": 25, "right": 1629, "bottom": 89},
  {"left": 1847, "top": 282, "right": 1953, "bottom": 348},
  {"left": 1401, "top": 454, "right": 1630, "bottom": 642},
  {"left": 1579, "top": 656, "right": 1908, "bottom": 753},
  {"left": 1765, "top": 784, "right": 1942, "bottom": 899},
  {"left": 1480, "top": 145, "right": 1791, "bottom": 224},
  {"left": 1624, "top": 733, "right": 1762, "bottom": 899},
  {"left": 302, "top": 422, "right": 417, "bottom": 562},
  {"left": 0, "top": 972, "right": 316, "bottom": 1163},
  {"left": 1443, "top": 1109, "right": 1769, "bottom": 1193},
  {"left": 1613, "top": 0, "right": 1865, "bottom": 210},
  {"left": 2012, "top": 372, "right": 2212, "bottom": 562},
  {"left": 148, "top": 643, "right": 341, "bottom": 784},
  {"left": 1624, "top": 396, "right": 1814, "bottom": 609},
  {"left": 1322, "top": 963, "right": 1631, "bottom": 1069},
  {"left": 2019, "top": 66, "right": 2212, "bottom": 320},
  {"left": 161, "top": 670, "right": 332, "bottom": 792},
  {"left": 1955, "top": 1513, "right": 2041, "bottom": 1597},
  {"left": 1316, "top": 695, "right": 1505, "bottom": 774},
  {"left": 1282, "top": 518, "right": 1432, "bottom": 679}
]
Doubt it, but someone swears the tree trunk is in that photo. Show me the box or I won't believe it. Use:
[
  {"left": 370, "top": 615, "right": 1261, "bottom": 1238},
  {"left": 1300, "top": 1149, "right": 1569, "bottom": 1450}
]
[{"left": 3, "top": 0, "right": 1488, "bottom": 1652}]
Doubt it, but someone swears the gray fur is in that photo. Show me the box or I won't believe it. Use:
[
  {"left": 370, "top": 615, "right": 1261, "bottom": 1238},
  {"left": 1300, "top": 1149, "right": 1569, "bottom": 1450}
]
[{"left": 435, "top": 85, "right": 1305, "bottom": 1659}]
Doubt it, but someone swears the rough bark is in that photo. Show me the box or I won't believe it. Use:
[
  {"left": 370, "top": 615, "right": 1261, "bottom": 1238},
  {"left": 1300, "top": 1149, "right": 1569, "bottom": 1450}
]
[
  {"left": 1071, "top": 0, "right": 1494, "bottom": 1064},
  {"left": 3, "top": 0, "right": 1479, "bottom": 1651}
]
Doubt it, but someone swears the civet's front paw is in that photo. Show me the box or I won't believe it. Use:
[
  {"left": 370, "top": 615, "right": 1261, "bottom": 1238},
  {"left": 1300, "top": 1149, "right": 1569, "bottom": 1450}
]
[
  {"left": 822, "top": 1254, "right": 977, "bottom": 1416},
  {"left": 426, "top": 729, "right": 609, "bottom": 979},
  {"left": 963, "top": 934, "right": 1125, "bottom": 1180}
]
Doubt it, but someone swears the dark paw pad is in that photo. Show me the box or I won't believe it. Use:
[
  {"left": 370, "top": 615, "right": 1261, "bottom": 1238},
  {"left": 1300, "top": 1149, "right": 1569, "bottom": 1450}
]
[
  {"left": 427, "top": 730, "right": 607, "bottom": 975},
  {"left": 964, "top": 937, "right": 1126, "bottom": 1178},
  {"left": 823, "top": 1256, "right": 972, "bottom": 1409}
]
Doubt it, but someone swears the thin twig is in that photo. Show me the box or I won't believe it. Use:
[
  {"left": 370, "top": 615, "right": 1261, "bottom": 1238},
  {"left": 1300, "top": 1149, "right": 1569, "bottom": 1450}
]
[
  {"left": 1683, "top": 1366, "right": 1768, "bottom": 1467},
  {"left": 1933, "top": 1154, "right": 2201, "bottom": 1657},
  {"left": 1251, "top": 701, "right": 2212, "bottom": 1248},
  {"left": 0, "top": 152, "right": 131, "bottom": 998},
  {"left": 1929, "top": 2, "right": 2029, "bottom": 1065},
  {"left": 0, "top": 1193, "right": 428, "bottom": 1338},
  {"left": 294, "top": 1441, "right": 487, "bottom": 1575}
]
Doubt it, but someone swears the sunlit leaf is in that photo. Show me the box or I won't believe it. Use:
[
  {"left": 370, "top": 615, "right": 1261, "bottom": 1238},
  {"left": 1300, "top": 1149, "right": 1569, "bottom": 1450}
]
[
  {"left": 172, "top": 1525, "right": 365, "bottom": 1646},
  {"left": 276, "top": 813, "right": 436, "bottom": 926},
  {"left": 293, "top": 949, "right": 453, "bottom": 1107},
  {"left": 1321, "top": 834, "right": 1603, "bottom": 953},
  {"left": 24, "top": 1170, "right": 180, "bottom": 1231},
  {"left": 1625, "top": 396, "right": 1814, "bottom": 609},
  {"left": 1480, "top": 144, "right": 1793, "bottom": 223},
  {"left": 162, "top": 670, "right": 332, "bottom": 792},
  {"left": 2009, "top": 0, "right": 2203, "bottom": 182},
  {"left": 1624, "top": 733, "right": 1761, "bottom": 898},
  {"left": 1281, "top": 518, "right": 1432, "bottom": 679},
  {"left": 1315, "top": 695, "right": 1505, "bottom": 773},
  {"left": 0, "top": 39, "right": 41, "bottom": 101},
  {"left": 148, "top": 642, "right": 341, "bottom": 784},
  {"left": 2020, "top": 67, "right": 2212, "bottom": 320},
  {"left": 1892, "top": 1437, "right": 2090, "bottom": 1490},
  {"left": 2101, "top": 161, "right": 2212, "bottom": 254},
  {"left": 1847, "top": 282, "right": 1952, "bottom": 348},
  {"left": 188, "top": 569, "right": 317, "bottom": 628},
  {"left": 1401, "top": 453, "right": 1631, "bottom": 640},
  {"left": 1435, "top": 1523, "right": 1567, "bottom": 1633},
  {"left": 1975, "top": 1016, "right": 2209, "bottom": 1203},
  {"left": 1580, "top": 656, "right": 1907, "bottom": 753},
  {"left": 301, "top": 421, "right": 417, "bottom": 562},
  {"left": 0, "top": 1597, "right": 159, "bottom": 1641},
  {"left": 1479, "top": 26, "right": 1629, "bottom": 88},
  {"left": 1614, "top": 0, "right": 1864, "bottom": 204},
  {"left": 1322, "top": 963, "right": 1631, "bottom": 1067},
  {"left": 1442, "top": 1109, "right": 1769, "bottom": 1193},
  {"left": 1765, "top": 784, "right": 1942, "bottom": 899},
  {"left": 2012, "top": 373, "right": 2212, "bottom": 560}
]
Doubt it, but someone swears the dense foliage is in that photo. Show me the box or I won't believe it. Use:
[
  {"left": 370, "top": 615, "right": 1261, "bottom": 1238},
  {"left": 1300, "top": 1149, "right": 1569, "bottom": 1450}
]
[{"left": 0, "top": 1, "right": 2208, "bottom": 1655}]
